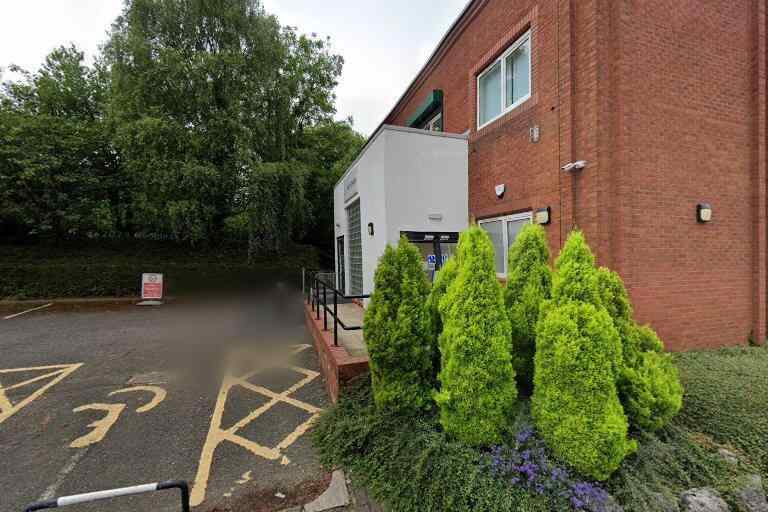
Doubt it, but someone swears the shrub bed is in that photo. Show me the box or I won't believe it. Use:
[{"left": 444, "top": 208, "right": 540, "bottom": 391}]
[{"left": 313, "top": 375, "right": 746, "bottom": 512}]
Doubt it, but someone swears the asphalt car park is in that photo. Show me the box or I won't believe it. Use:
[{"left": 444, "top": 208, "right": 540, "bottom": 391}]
[{"left": 0, "top": 282, "right": 329, "bottom": 512}]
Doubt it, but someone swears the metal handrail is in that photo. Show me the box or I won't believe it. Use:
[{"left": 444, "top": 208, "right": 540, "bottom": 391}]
[{"left": 303, "top": 269, "right": 369, "bottom": 347}]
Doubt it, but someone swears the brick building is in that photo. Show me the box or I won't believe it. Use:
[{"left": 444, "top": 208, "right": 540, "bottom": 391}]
[{"left": 370, "top": 0, "right": 768, "bottom": 351}]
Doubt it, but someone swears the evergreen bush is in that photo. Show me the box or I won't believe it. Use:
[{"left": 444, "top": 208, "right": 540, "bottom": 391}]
[
  {"left": 425, "top": 255, "right": 459, "bottom": 377},
  {"left": 596, "top": 268, "right": 683, "bottom": 432},
  {"left": 505, "top": 223, "right": 552, "bottom": 392},
  {"left": 363, "top": 238, "right": 434, "bottom": 413},
  {"left": 426, "top": 255, "right": 459, "bottom": 346},
  {"left": 533, "top": 231, "right": 636, "bottom": 480},
  {"left": 435, "top": 227, "right": 518, "bottom": 446}
]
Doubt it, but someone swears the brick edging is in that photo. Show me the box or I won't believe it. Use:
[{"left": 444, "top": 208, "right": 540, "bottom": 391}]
[{"left": 304, "top": 302, "right": 369, "bottom": 404}]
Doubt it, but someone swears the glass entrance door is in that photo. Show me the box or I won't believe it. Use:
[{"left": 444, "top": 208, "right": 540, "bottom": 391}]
[{"left": 400, "top": 231, "right": 460, "bottom": 281}]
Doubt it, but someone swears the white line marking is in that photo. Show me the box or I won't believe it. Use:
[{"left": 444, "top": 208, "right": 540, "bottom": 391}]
[
  {"left": 39, "top": 449, "right": 89, "bottom": 501},
  {"left": 3, "top": 303, "right": 53, "bottom": 320}
]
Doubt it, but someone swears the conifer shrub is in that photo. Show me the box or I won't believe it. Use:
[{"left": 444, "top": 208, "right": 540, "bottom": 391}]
[
  {"left": 425, "top": 255, "right": 459, "bottom": 378},
  {"left": 505, "top": 223, "right": 552, "bottom": 392},
  {"left": 426, "top": 255, "right": 459, "bottom": 347},
  {"left": 596, "top": 268, "right": 683, "bottom": 432},
  {"left": 533, "top": 231, "right": 636, "bottom": 480},
  {"left": 364, "top": 238, "right": 434, "bottom": 413},
  {"left": 435, "top": 226, "right": 518, "bottom": 446},
  {"left": 551, "top": 231, "right": 602, "bottom": 307}
]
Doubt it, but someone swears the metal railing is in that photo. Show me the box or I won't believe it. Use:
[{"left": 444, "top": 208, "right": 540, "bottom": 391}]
[{"left": 303, "top": 269, "right": 369, "bottom": 347}]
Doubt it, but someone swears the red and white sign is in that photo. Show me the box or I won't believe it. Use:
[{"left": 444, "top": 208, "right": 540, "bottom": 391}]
[{"left": 141, "top": 273, "right": 164, "bottom": 300}]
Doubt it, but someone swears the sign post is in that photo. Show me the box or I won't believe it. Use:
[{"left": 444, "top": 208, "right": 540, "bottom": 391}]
[{"left": 137, "top": 273, "right": 164, "bottom": 306}]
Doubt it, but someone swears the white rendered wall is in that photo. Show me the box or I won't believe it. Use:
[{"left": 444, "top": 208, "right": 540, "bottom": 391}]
[
  {"left": 384, "top": 128, "right": 469, "bottom": 243},
  {"left": 334, "top": 125, "right": 468, "bottom": 298}
]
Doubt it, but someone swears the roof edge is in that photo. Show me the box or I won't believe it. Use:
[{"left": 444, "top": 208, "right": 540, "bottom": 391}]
[{"left": 335, "top": 125, "right": 468, "bottom": 188}]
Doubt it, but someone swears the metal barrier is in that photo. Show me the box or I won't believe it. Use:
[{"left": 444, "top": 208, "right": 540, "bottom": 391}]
[
  {"left": 303, "top": 269, "right": 369, "bottom": 346},
  {"left": 23, "top": 480, "right": 190, "bottom": 511}
]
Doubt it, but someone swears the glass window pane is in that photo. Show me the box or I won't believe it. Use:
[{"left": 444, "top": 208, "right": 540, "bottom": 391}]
[
  {"left": 507, "top": 218, "right": 530, "bottom": 251},
  {"left": 505, "top": 38, "right": 531, "bottom": 107},
  {"left": 481, "top": 220, "right": 505, "bottom": 274},
  {"left": 479, "top": 61, "right": 502, "bottom": 126}
]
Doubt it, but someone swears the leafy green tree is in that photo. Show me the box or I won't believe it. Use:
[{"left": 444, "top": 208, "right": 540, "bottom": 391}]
[
  {"left": 596, "top": 268, "right": 683, "bottom": 432},
  {"left": 533, "top": 231, "right": 635, "bottom": 480},
  {"left": 364, "top": 238, "right": 434, "bottom": 413},
  {"left": 293, "top": 119, "right": 365, "bottom": 253},
  {"left": 244, "top": 162, "right": 310, "bottom": 257},
  {"left": 505, "top": 224, "right": 551, "bottom": 393},
  {"left": 435, "top": 227, "right": 517, "bottom": 445},
  {"left": 103, "top": 0, "right": 343, "bottom": 244},
  {"left": 0, "top": 46, "right": 119, "bottom": 239}
]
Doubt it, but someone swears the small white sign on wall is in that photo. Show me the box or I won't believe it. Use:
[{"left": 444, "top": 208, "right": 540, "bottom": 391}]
[{"left": 343, "top": 169, "right": 358, "bottom": 202}]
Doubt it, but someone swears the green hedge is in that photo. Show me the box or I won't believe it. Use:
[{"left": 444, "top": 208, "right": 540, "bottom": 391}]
[{"left": 0, "top": 242, "right": 318, "bottom": 299}]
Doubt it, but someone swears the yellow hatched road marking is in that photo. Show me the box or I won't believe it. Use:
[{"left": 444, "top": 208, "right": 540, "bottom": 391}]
[
  {"left": 190, "top": 347, "right": 321, "bottom": 507},
  {"left": 0, "top": 363, "right": 83, "bottom": 425}
]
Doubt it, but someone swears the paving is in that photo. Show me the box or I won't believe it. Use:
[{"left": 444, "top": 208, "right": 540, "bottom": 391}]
[
  {"left": 0, "top": 280, "right": 331, "bottom": 512},
  {"left": 330, "top": 303, "right": 367, "bottom": 358}
]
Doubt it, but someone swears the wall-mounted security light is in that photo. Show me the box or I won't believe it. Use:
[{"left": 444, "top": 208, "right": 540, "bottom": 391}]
[
  {"left": 697, "top": 203, "right": 712, "bottom": 223},
  {"left": 562, "top": 160, "right": 587, "bottom": 172},
  {"left": 368, "top": 222, "right": 374, "bottom": 236},
  {"left": 535, "top": 206, "right": 551, "bottom": 225},
  {"left": 495, "top": 184, "right": 506, "bottom": 198}
]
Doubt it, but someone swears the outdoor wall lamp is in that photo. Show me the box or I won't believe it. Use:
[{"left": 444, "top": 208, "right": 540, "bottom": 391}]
[
  {"left": 697, "top": 203, "right": 712, "bottom": 223},
  {"left": 495, "top": 184, "right": 506, "bottom": 198},
  {"left": 535, "top": 206, "right": 551, "bottom": 225},
  {"left": 368, "top": 222, "right": 374, "bottom": 236},
  {"left": 561, "top": 160, "right": 587, "bottom": 172}
]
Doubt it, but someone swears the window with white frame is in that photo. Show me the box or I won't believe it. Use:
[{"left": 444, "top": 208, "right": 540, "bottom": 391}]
[
  {"left": 477, "top": 30, "right": 531, "bottom": 129},
  {"left": 425, "top": 112, "right": 443, "bottom": 132},
  {"left": 478, "top": 212, "right": 532, "bottom": 276}
]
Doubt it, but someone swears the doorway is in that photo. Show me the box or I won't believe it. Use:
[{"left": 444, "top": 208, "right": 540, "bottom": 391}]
[{"left": 400, "top": 231, "right": 460, "bottom": 280}]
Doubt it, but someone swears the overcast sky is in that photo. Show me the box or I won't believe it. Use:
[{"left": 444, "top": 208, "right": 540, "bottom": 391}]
[{"left": 0, "top": 0, "right": 468, "bottom": 136}]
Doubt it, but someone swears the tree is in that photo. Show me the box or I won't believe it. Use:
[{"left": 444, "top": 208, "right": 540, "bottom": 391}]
[
  {"left": 596, "top": 268, "right": 683, "bottom": 432},
  {"left": 103, "top": 0, "right": 343, "bottom": 244},
  {"left": 292, "top": 119, "right": 365, "bottom": 254},
  {"left": 533, "top": 231, "right": 636, "bottom": 480},
  {"left": 0, "top": 46, "right": 119, "bottom": 239},
  {"left": 363, "top": 238, "right": 434, "bottom": 413},
  {"left": 505, "top": 224, "right": 551, "bottom": 393},
  {"left": 243, "top": 161, "right": 310, "bottom": 257},
  {"left": 435, "top": 227, "right": 518, "bottom": 445}
]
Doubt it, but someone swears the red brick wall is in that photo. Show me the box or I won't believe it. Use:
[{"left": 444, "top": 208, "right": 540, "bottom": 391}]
[
  {"left": 384, "top": 0, "right": 768, "bottom": 350},
  {"left": 607, "top": 0, "right": 760, "bottom": 350}
]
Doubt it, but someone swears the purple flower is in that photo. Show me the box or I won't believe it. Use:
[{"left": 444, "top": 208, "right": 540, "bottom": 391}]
[
  {"left": 516, "top": 426, "right": 535, "bottom": 444},
  {"left": 482, "top": 424, "right": 611, "bottom": 511}
]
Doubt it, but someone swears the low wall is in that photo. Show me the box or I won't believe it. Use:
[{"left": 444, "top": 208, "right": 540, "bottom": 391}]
[{"left": 304, "top": 301, "right": 369, "bottom": 403}]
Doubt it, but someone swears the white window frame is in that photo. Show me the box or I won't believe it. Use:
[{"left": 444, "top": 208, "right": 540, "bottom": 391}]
[
  {"left": 477, "top": 211, "right": 533, "bottom": 277},
  {"left": 476, "top": 30, "right": 532, "bottom": 130},
  {"left": 425, "top": 111, "right": 442, "bottom": 132}
]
